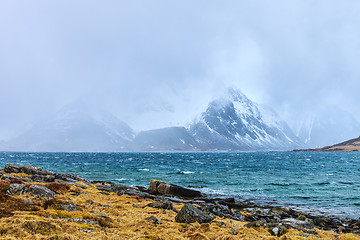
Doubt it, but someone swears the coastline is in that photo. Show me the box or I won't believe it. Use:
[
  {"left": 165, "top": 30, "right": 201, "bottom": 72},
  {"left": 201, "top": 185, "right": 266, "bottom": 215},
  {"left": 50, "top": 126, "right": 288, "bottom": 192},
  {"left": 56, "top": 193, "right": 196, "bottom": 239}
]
[{"left": 0, "top": 164, "right": 359, "bottom": 239}]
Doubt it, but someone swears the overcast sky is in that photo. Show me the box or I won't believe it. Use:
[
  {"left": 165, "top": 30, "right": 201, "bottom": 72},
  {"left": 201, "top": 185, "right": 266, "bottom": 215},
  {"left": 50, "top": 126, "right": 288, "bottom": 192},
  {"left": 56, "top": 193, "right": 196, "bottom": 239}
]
[{"left": 1, "top": 1, "right": 360, "bottom": 139}]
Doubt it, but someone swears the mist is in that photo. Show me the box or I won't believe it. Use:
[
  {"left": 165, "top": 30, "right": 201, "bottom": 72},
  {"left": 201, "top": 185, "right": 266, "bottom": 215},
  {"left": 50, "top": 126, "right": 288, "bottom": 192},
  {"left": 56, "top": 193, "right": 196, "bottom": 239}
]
[{"left": 1, "top": 1, "right": 360, "bottom": 141}]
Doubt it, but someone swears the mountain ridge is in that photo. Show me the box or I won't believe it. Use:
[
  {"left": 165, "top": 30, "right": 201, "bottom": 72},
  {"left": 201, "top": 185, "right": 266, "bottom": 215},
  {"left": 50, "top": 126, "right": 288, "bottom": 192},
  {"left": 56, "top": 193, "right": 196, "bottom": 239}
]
[{"left": 1, "top": 88, "right": 303, "bottom": 152}]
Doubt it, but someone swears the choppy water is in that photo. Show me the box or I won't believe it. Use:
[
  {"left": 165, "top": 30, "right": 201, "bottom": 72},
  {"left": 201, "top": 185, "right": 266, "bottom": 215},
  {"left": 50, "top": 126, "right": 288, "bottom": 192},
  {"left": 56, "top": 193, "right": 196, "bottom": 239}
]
[{"left": 0, "top": 151, "right": 359, "bottom": 218}]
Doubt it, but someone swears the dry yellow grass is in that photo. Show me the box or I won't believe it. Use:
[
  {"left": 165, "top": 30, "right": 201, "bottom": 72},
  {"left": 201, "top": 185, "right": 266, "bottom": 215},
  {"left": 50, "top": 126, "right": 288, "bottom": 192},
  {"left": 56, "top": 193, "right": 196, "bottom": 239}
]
[{"left": 0, "top": 180, "right": 358, "bottom": 240}]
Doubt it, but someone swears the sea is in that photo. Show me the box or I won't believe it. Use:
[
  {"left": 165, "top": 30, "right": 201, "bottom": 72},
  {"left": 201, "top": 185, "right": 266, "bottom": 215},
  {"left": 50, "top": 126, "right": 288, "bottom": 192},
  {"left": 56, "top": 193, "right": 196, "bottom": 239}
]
[{"left": 0, "top": 151, "right": 359, "bottom": 219}]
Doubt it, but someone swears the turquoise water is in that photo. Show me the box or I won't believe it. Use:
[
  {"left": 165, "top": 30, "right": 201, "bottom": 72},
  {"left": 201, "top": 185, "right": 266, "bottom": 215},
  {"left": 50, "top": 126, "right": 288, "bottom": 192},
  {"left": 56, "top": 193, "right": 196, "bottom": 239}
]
[{"left": 0, "top": 152, "right": 359, "bottom": 218}]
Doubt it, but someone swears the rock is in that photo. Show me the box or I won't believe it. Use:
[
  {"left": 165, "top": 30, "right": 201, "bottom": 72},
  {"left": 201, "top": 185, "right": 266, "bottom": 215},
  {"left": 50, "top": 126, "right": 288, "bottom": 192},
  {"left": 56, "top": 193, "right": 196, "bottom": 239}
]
[
  {"left": 79, "top": 229, "right": 96, "bottom": 233},
  {"left": 54, "top": 173, "right": 84, "bottom": 182},
  {"left": 146, "top": 216, "right": 162, "bottom": 225},
  {"left": 86, "top": 200, "right": 94, "bottom": 205},
  {"left": 21, "top": 165, "right": 42, "bottom": 175},
  {"left": 23, "top": 199, "right": 34, "bottom": 204},
  {"left": 117, "top": 218, "right": 125, "bottom": 222},
  {"left": 31, "top": 174, "right": 55, "bottom": 183},
  {"left": 231, "top": 228, "right": 239, "bottom": 235},
  {"left": 57, "top": 203, "right": 77, "bottom": 212},
  {"left": 28, "top": 185, "right": 55, "bottom": 199},
  {"left": 4, "top": 164, "right": 22, "bottom": 173},
  {"left": 201, "top": 203, "right": 232, "bottom": 219},
  {"left": 271, "top": 227, "right": 279, "bottom": 236},
  {"left": 7, "top": 183, "right": 26, "bottom": 194},
  {"left": 149, "top": 179, "right": 202, "bottom": 197},
  {"left": 107, "top": 184, "right": 154, "bottom": 198},
  {"left": 66, "top": 218, "right": 100, "bottom": 226},
  {"left": 146, "top": 200, "right": 177, "bottom": 212},
  {"left": 245, "top": 219, "right": 267, "bottom": 228},
  {"left": 132, "top": 204, "right": 140, "bottom": 208},
  {"left": 175, "top": 204, "right": 214, "bottom": 224},
  {"left": 214, "top": 221, "right": 226, "bottom": 227}
]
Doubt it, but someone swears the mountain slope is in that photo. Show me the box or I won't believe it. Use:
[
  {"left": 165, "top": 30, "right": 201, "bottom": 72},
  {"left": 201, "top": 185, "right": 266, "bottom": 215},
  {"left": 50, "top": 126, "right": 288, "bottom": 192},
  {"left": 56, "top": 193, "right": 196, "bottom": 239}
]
[
  {"left": 2, "top": 103, "right": 135, "bottom": 152},
  {"left": 296, "top": 136, "right": 360, "bottom": 152},
  {"left": 133, "top": 127, "right": 199, "bottom": 151},
  {"left": 291, "top": 106, "right": 360, "bottom": 148},
  {"left": 189, "top": 88, "right": 301, "bottom": 151}
]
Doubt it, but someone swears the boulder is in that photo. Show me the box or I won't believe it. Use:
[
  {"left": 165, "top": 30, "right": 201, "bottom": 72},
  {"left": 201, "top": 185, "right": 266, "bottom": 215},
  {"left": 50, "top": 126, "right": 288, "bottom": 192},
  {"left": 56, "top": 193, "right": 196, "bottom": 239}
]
[
  {"left": 57, "top": 203, "right": 77, "bottom": 212},
  {"left": 21, "top": 165, "right": 42, "bottom": 175},
  {"left": 175, "top": 204, "right": 214, "bottom": 224},
  {"left": 146, "top": 216, "right": 162, "bottom": 225},
  {"left": 109, "top": 184, "right": 155, "bottom": 199},
  {"left": 149, "top": 179, "right": 202, "bottom": 197},
  {"left": 146, "top": 200, "right": 178, "bottom": 212},
  {"left": 28, "top": 185, "right": 55, "bottom": 199},
  {"left": 4, "top": 164, "right": 22, "bottom": 173},
  {"left": 7, "top": 183, "right": 26, "bottom": 194}
]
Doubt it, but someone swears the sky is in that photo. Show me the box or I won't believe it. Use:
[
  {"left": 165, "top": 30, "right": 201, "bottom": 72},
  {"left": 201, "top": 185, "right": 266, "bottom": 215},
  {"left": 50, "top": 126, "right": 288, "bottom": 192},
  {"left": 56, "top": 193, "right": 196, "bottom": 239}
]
[{"left": 1, "top": 1, "right": 360, "bottom": 139}]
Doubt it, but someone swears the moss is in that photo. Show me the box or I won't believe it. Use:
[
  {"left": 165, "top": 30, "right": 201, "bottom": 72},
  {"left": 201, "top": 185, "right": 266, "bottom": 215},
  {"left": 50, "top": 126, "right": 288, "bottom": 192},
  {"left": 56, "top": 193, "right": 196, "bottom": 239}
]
[
  {"left": 22, "top": 220, "right": 60, "bottom": 235},
  {"left": 45, "top": 183, "right": 70, "bottom": 194}
]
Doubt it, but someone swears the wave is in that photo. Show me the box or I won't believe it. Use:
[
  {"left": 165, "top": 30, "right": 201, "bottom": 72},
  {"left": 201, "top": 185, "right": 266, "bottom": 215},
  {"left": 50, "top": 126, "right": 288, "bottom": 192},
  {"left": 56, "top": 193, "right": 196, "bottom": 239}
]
[
  {"left": 114, "top": 178, "right": 127, "bottom": 181},
  {"left": 176, "top": 171, "right": 195, "bottom": 174},
  {"left": 265, "top": 182, "right": 299, "bottom": 186},
  {"left": 313, "top": 181, "right": 331, "bottom": 186}
]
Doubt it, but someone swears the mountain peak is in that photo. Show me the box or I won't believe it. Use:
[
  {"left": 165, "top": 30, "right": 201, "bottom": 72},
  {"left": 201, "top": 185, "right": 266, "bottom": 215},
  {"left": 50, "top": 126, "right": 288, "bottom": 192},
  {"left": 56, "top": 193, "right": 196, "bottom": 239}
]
[{"left": 189, "top": 88, "right": 300, "bottom": 150}]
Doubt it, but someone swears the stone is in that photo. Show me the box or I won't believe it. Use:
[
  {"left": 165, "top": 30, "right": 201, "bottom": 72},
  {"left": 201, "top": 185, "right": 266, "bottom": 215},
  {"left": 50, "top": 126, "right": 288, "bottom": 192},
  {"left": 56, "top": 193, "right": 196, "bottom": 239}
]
[
  {"left": 146, "top": 216, "right": 162, "bottom": 225},
  {"left": 31, "top": 174, "right": 55, "bottom": 183},
  {"left": 231, "top": 228, "right": 239, "bottom": 235},
  {"left": 146, "top": 200, "right": 177, "bottom": 212},
  {"left": 7, "top": 183, "right": 26, "bottom": 195},
  {"left": 57, "top": 203, "right": 77, "bottom": 212},
  {"left": 28, "top": 185, "right": 55, "bottom": 199},
  {"left": 21, "top": 165, "right": 42, "bottom": 175},
  {"left": 23, "top": 199, "right": 34, "bottom": 204},
  {"left": 271, "top": 227, "right": 279, "bottom": 236},
  {"left": 132, "top": 203, "right": 140, "bottom": 208},
  {"left": 214, "top": 221, "right": 226, "bottom": 227},
  {"left": 54, "top": 173, "right": 84, "bottom": 182},
  {"left": 109, "top": 184, "right": 155, "bottom": 199},
  {"left": 175, "top": 204, "right": 214, "bottom": 224},
  {"left": 4, "top": 164, "right": 22, "bottom": 173},
  {"left": 86, "top": 200, "right": 94, "bottom": 205},
  {"left": 117, "top": 218, "right": 125, "bottom": 222},
  {"left": 149, "top": 179, "right": 202, "bottom": 197}
]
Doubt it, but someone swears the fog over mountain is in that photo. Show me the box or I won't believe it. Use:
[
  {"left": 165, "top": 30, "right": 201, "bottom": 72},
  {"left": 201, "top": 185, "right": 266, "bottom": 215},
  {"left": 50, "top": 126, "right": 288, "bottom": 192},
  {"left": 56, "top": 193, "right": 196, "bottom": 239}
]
[{"left": 1, "top": 1, "right": 360, "bottom": 148}]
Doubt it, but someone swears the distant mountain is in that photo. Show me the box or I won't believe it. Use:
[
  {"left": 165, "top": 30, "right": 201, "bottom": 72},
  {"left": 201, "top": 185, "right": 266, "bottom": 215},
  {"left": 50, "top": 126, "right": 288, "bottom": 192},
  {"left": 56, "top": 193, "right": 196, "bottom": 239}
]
[
  {"left": 188, "top": 88, "right": 301, "bottom": 151},
  {"left": 2, "top": 102, "right": 135, "bottom": 152},
  {"left": 1, "top": 89, "right": 303, "bottom": 152},
  {"left": 133, "top": 127, "right": 199, "bottom": 151},
  {"left": 295, "top": 136, "right": 360, "bottom": 152},
  {"left": 291, "top": 107, "right": 360, "bottom": 148}
]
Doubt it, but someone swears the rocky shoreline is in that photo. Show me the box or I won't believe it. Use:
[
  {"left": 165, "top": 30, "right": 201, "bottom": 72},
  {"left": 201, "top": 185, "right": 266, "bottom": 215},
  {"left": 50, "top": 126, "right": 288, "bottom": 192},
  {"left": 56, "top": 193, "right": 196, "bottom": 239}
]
[{"left": 0, "top": 164, "right": 359, "bottom": 239}]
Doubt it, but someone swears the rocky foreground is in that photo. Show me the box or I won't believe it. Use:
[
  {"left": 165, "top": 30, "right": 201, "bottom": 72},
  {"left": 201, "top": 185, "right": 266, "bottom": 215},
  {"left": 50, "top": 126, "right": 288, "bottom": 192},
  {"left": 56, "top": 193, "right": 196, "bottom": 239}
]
[{"left": 0, "top": 164, "right": 359, "bottom": 239}]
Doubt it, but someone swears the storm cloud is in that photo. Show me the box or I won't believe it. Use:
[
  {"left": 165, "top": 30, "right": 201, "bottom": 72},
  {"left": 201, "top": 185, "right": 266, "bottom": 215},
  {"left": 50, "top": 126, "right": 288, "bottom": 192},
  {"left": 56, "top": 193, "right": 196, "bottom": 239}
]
[{"left": 1, "top": 0, "right": 360, "bottom": 139}]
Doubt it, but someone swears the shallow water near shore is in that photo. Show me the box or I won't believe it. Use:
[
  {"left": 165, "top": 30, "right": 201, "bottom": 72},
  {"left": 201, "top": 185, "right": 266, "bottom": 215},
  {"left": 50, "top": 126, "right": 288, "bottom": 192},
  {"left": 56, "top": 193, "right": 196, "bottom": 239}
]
[{"left": 0, "top": 151, "right": 359, "bottom": 219}]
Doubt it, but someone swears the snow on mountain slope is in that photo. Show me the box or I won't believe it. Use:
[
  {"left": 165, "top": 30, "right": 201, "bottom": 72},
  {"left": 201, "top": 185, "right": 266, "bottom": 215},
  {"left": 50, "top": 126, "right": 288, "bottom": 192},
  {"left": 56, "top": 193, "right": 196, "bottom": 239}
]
[
  {"left": 189, "top": 88, "right": 301, "bottom": 150},
  {"left": 2, "top": 102, "right": 135, "bottom": 152},
  {"left": 291, "top": 106, "right": 360, "bottom": 148}
]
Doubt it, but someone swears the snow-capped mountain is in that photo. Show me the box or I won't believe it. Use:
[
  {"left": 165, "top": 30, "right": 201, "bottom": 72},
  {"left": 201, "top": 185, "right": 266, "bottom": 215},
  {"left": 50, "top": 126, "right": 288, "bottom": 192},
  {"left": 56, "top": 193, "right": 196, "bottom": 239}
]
[
  {"left": 2, "top": 102, "right": 135, "bottom": 152},
  {"left": 291, "top": 106, "right": 360, "bottom": 148},
  {"left": 188, "top": 88, "right": 301, "bottom": 150}
]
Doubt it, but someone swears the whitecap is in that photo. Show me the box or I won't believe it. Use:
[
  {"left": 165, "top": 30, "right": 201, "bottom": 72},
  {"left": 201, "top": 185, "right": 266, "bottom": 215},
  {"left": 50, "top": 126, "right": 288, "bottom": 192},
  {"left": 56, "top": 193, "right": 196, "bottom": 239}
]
[
  {"left": 115, "top": 178, "right": 127, "bottom": 181},
  {"left": 138, "top": 168, "right": 149, "bottom": 171}
]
